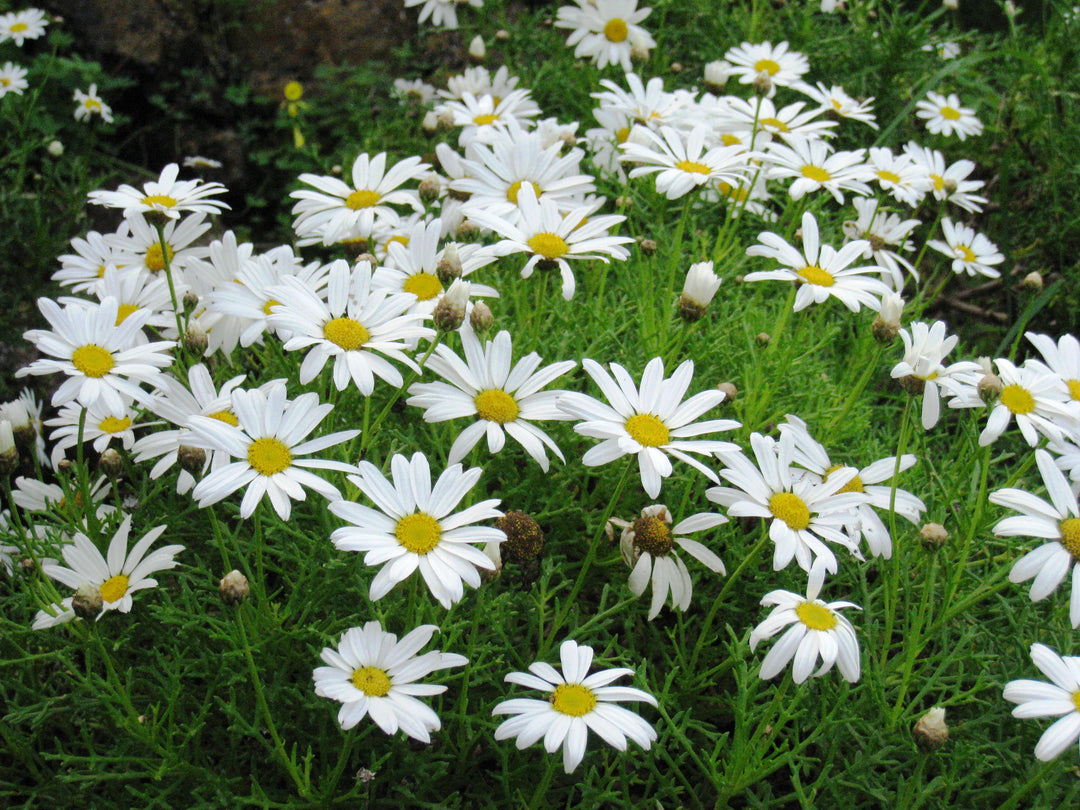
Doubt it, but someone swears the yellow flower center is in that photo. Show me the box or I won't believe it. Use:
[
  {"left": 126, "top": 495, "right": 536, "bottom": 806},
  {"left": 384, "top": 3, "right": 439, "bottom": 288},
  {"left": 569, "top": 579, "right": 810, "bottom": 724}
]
[
  {"left": 473, "top": 113, "right": 499, "bottom": 126},
  {"left": 262, "top": 298, "right": 282, "bottom": 317},
  {"left": 825, "top": 464, "right": 864, "bottom": 493},
  {"left": 0, "top": 78, "right": 9, "bottom": 87},
  {"left": 114, "top": 303, "right": 139, "bottom": 325},
  {"left": 395, "top": 512, "right": 442, "bottom": 555},
  {"left": 721, "top": 133, "right": 742, "bottom": 146},
  {"left": 624, "top": 413, "right": 670, "bottom": 447},
  {"left": 769, "top": 492, "right": 811, "bottom": 530},
  {"left": 1073, "top": 690, "right": 1080, "bottom": 714},
  {"left": 527, "top": 232, "right": 570, "bottom": 260},
  {"left": 876, "top": 170, "right": 901, "bottom": 184},
  {"left": 797, "top": 264, "right": 835, "bottom": 287},
  {"left": 323, "top": 317, "right": 371, "bottom": 350},
  {"left": 145, "top": 242, "right": 175, "bottom": 273},
  {"left": 1067, "top": 380, "right": 1080, "bottom": 401},
  {"left": 1000, "top": 384, "right": 1035, "bottom": 415},
  {"left": 474, "top": 389, "right": 520, "bottom": 424},
  {"left": 402, "top": 272, "right": 443, "bottom": 301},
  {"left": 603, "top": 17, "right": 629, "bottom": 42},
  {"left": 1059, "top": 518, "right": 1080, "bottom": 560},
  {"left": 99, "top": 416, "right": 132, "bottom": 434},
  {"left": 85, "top": 99, "right": 102, "bottom": 111},
  {"left": 351, "top": 666, "right": 392, "bottom": 697},
  {"left": 142, "top": 194, "right": 177, "bottom": 208},
  {"left": 71, "top": 345, "right": 115, "bottom": 378},
  {"left": 550, "top": 683, "right": 598, "bottom": 717},
  {"left": 247, "top": 437, "right": 292, "bottom": 476},
  {"left": 718, "top": 181, "right": 749, "bottom": 202},
  {"left": 931, "top": 174, "right": 946, "bottom": 192},
  {"left": 675, "top": 160, "right": 711, "bottom": 175},
  {"left": 11, "top": 22, "right": 29, "bottom": 33},
  {"left": 796, "top": 600, "right": 837, "bottom": 631},
  {"left": 97, "top": 265, "right": 107, "bottom": 278},
  {"left": 759, "top": 117, "right": 790, "bottom": 133},
  {"left": 631, "top": 515, "right": 673, "bottom": 557},
  {"left": 754, "top": 58, "right": 781, "bottom": 75},
  {"left": 955, "top": 245, "right": 977, "bottom": 263},
  {"left": 345, "top": 189, "right": 381, "bottom": 210},
  {"left": 207, "top": 409, "right": 239, "bottom": 426},
  {"left": 616, "top": 127, "right": 631, "bottom": 144},
  {"left": 99, "top": 574, "right": 130, "bottom": 604},
  {"left": 505, "top": 180, "right": 543, "bottom": 205},
  {"left": 801, "top": 165, "right": 832, "bottom": 183},
  {"left": 283, "top": 81, "right": 303, "bottom": 101},
  {"left": 940, "top": 106, "right": 962, "bottom": 121}
]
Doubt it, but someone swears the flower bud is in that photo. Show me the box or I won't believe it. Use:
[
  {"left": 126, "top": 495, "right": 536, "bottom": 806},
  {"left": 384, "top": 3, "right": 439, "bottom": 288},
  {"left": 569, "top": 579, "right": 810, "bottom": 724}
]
[
  {"left": 919, "top": 522, "right": 948, "bottom": 550},
  {"left": 495, "top": 29, "right": 509, "bottom": 40},
  {"left": 670, "top": 62, "right": 683, "bottom": 74},
  {"left": 468, "top": 35, "right": 486, "bottom": 61},
  {"left": 178, "top": 445, "right": 207, "bottom": 475},
  {"left": 756, "top": 332, "right": 771, "bottom": 347},
  {"left": 455, "top": 220, "right": 481, "bottom": 241},
  {"left": 98, "top": 448, "right": 124, "bottom": 479},
  {"left": 418, "top": 174, "right": 442, "bottom": 205},
  {"left": 422, "top": 110, "right": 441, "bottom": 135},
  {"left": 0, "top": 420, "right": 18, "bottom": 474},
  {"left": 703, "top": 60, "right": 731, "bottom": 94},
  {"left": 72, "top": 584, "right": 103, "bottom": 620},
  {"left": 183, "top": 322, "right": 209, "bottom": 356},
  {"left": 872, "top": 292, "right": 904, "bottom": 344},
  {"left": 977, "top": 372, "right": 1004, "bottom": 404},
  {"left": 433, "top": 279, "right": 470, "bottom": 332},
  {"left": 638, "top": 238, "right": 658, "bottom": 256},
  {"left": 752, "top": 71, "right": 774, "bottom": 97},
  {"left": 1021, "top": 271, "right": 1043, "bottom": 291},
  {"left": 678, "top": 261, "right": 721, "bottom": 322},
  {"left": 47, "top": 139, "right": 64, "bottom": 157},
  {"left": 717, "top": 382, "right": 738, "bottom": 403},
  {"left": 469, "top": 300, "right": 494, "bottom": 335},
  {"left": 914, "top": 707, "right": 949, "bottom": 750},
  {"left": 436, "top": 243, "right": 463, "bottom": 284},
  {"left": 219, "top": 569, "right": 250, "bottom": 605}
]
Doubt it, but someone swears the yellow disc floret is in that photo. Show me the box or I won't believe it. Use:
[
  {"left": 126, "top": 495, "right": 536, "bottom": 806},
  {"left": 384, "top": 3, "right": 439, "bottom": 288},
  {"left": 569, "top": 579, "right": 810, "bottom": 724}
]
[
  {"left": 940, "top": 106, "right": 962, "bottom": 121},
  {"left": 351, "top": 666, "right": 392, "bottom": 697},
  {"left": 99, "top": 574, "right": 130, "bottom": 604},
  {"left": 801, "top": 165, "right": 832, "bottom": 183},
  {"left": 115, "top": 304, "right": 139, "bottom": 325},
  {"left": 71, "top": 345, "right": 115, "bottom": 378},
  {"left": 403, "top": 272, "right": 443, "bottom": 301},
  {"left": 473, "top": 113, "right": 499, "bottom": 126},
  {"left": 797, "top": 265, "right": 835, "bottom": 287},
  {"left": 474, "top": 389, "right": 520, "bottom": 424},
  {"left": 825, "top": 464, "right": 864, "bottom": 493},
  {"left": 395, "top": 512, "right": 442, "bottom": 555},
  {"left": 247, "top": 437, "right": 292, "bottom": 476},
  {"left": 1060, "top": 518, "right": 1080, "bottom": 560},
  {"left": 675, "top": 160, "right": 711, "bottom": 175},
  {"left": 631, "top": 515, "right": 674, "bottom": 557},
  {"left": 624, "top": 413, "right": 670, "bottom": 447},
  {"left": 142, "top": 194, "right": 177, "bottom": 208},
  {"left": 603, "top": 18, "right": 629, "bottom": 42},
  {"left": 323, "top": 317, "right": 371, "bottom": 351},
  {"left": 550, "top": 683, "right": 598, "bottom": 717},
  {"left": 1000, "top": 384, "right": 1035, "bottom": 415},
  {"left": 769, "top": 492, "right": 811, "bottom": 530},
  {"left": 144, "top": 242, "right": 175, "bottom": 273},
  {"left": 796, "top": 600, "right": 837, "bottom": 631},
  {"left": 527, "top": 232, "right": 570, "bottom": 260},
  {"left": 754, "top": 58, "right": 781, "bottom": 75},
  {"left": 99, "top": 416, "right": 132, "bottom": 434},
  {"left": 345, "top": 189, "right": 381, "bottom": 210},
  {"left": 208, "top": 410, "right": 239, "bottom": 426}
]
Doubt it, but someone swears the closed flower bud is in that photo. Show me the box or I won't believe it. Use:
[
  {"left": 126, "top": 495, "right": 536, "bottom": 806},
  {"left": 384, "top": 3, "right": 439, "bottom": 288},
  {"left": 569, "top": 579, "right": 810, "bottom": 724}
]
[
  {"left": 433, "top": 279, "right": 470, "bottom": 332},
  {"left": 753, "top": 71, "right": 774, "bottom": 97},
  {"left": 469, "top": 300, "right": 494, "bottom": 334},
  {"left": 495, "top": 29, "right": 509, "bottom": 40},
  {"left": 1021, "top": 271, "right": 1043, "bottom": 291},
  {"left": 47, "top": 139, "right": 64, "bottom": 157},
  {"left": 638, "top": 238, "right": 658, "bottom": 256},
  {"left": 703, "top": 60, "right": 731, "bottom": 94},
  {"left": 422, "top": 110, "right": 441, "bottom": 134},
  {"left": 670, "top": 62, "right": 684, "bottom": 74},
  {"left": 178, "top": 445, "right": 206, "bottom": 475},
  {"left": 183, "top": 322, "right": 208, "bottom": 356},
  {"left": 436, "top": 243, "right": 463, "bottom": 284},
  {"left": 219, "top": 569, "right": 249, "bottom": 605},
  {"left": 977, "top": 372, "right": 1004, "bottom": 404},
  {"left": 717, "top": 382, "right": 738, "bottom": 403},
  {"left": 678, "top": 261, "right": 721, "bottom": 322},
  {"left": 72, "top": 584, "right": 103, "bottom": 619},
  {"left": 0, "top": 420, "right": 18, "bottom": 474},
  {"left": 418, "top": 174, "right": 442, "bottom": 205},
  {"left": 468, "top": 35, "right": 486, "bottom": 60},
  {"left": 919, "top": 522, "right": 948, "bottom": 550},
  {"left": 756, "top": 332, "right": 771, "bottom": 347},
  {"left": 455, "top": 220, "right": 481, "bottom": 240},
  {"left": 98, "top": 448, "right": 123, "bottom": 479},
  {"left": 872, "top": 292, "right": 904, "bottom": 344},
  {"left": 914, "top": 707, "right": 948, "bottom": 750}
]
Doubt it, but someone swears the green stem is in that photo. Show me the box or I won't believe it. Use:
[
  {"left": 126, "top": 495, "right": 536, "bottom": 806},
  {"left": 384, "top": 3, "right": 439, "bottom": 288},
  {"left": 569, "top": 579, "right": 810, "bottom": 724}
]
[
  {"left": 153, "top": 221, "right": 187, "bottom": 347},
  {"left": 878, "top": 398, "right": 914, "bottom": 669}
]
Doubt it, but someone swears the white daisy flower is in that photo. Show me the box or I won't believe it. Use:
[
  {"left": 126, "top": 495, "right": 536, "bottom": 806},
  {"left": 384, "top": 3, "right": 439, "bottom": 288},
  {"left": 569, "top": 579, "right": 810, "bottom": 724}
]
[
  {"left": 706, "top": 432, "right": 867, "bottom": 574},
  {"left": 53, "top": 228, "right": 132, "bottom": 293},
  {"left": 890, "top": 320, "right": 980, "bottom": 430},
  {"left": 916, "top": 91, "right": 983, "bottom": 140},
  {"left": 491, "top": 639, "right": 657, "bottom": 774},
  {"left": 439, "top": 65, "right": 520, "bottom": 102},
  {"left": 130, "top": 364, "right": 247, "bottom": 495},
  {"left": 903, "top": 142, "right": 988, "bottom": 213},
  {"left": 865, "top": 146, "right": 931, "bottom": 208},
  {"left": 73, "top": 84, "right": 114, "bottom": 124},
  {"left": 88, "top": 163, "right": 228, "bottom": 221},
  {"left": 39, "top": 514, "right": 183, "bottom": 621},
  {"left": 1003, "top": 643, "right": 1080, "bottom": 761},
  {"left": 796, "top": 82, "right": 878, "bottom": 129},
  {"left": 724, "top": 40, "right": 809, "bottom": 95},
  {"left": 991, "top": 449, "right": 1080, "bottom": 627},
  {"left": 926, "top": 218, "right": 1004, "bottom": 278},
  {"left": 968, "top": 358, "right": 1075, "bottom": 447},
  {"left": 187, "top": 381, "right": 359, "bottom": 520},
  {"left": 17, "top": 296, "right": 175, "bottom": 412},
  {"left": 555, "top": 0, "right": 656, "bottom": 73},
  {"left": 0, "top": 8, "right": 48, "bottom": 45},
  {"left": 290, "top": 153, "right": 429, "bottom": 244},
  {"left": 1, "top": 390, "right": 48, "bottom": 468},
  {"left": 841, "top": 197, "right": 921, "bottom": 289},
  {"left": 406, "top": 326, "right": 576, "bottom": 471},
  {"left": 1028, "top": 332, "right": 1080, "bottom": 406},
  {"left": 329, "top": 452, "right": 504, "bottom": 608},
  {"left": 267, "top": 260, "right": 433, "bottom": 394},
  {"left": 764, "top": 136, "right": 872, "bottom": 204},
  {"left": 744, "top": 211, "right": 891, "bottom": 313},
  {"left": 313, "top": 622, "right": 467, "bottom": 741},
  {"left": 619, "top": 124, "right": 752, "bottom": 200},
  {"left": 719, "top": 96, "right": 837, "bottom": 141},
  {"left": 557, "top": 356, "right": 739, "bottom": 498},
  {"left": 749, "top": 559, "right": 862, "bottom": 683},
  {"left": 403, "top": 0, "right": 482, "bottom": 29},
  {"left": 591, "top": 73, "right": 686, "bottom": 132},
  {"left": 108, "top": 211, "right": 211, "bottom": 281},
  {"left": 46, "top": 396, "right": 148, "bottom": 469},
  {"left": 611, "top": 504, "right": 726, "bottom": 619},
  {"left": 12, "top": 475, "right": 114, "bottom": 526},
  {"left": 58, "top": 265, "right": 177, "bottom": 338},
  {"left": 466, "top": 183, "right": 631, "bottom": 300},
  {"left": 0, "top": 61, "right": 29, "bottom": 97},
  {"left": 439, "top": 89, "right": 541, "bottom": 147}
]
